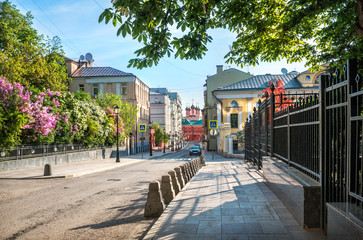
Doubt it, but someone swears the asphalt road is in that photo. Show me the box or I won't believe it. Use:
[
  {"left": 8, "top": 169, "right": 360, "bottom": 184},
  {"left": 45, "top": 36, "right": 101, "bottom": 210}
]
[{"left": 0, "top": 145, "right": 196, "bottom": 240}]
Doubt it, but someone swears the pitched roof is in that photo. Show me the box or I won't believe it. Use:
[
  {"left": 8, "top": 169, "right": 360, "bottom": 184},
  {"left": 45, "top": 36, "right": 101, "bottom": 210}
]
[
  {"left": 182, "top": 119, "right": 191, "bottom": 125},
  {"left": 71, "top": 67, "right": 134, "bottom": 78},
  {"left": 217, "top": 74, "right": 306, "bottom": 91}
]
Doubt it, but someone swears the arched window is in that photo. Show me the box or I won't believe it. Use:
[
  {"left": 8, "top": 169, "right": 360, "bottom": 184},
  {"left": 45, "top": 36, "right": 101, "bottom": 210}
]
[
  {"left": 306, "top": 75, "right": 311, "bottom": 82},
  {"left": 230, "top": 100, "right": 239, "bottom": 108}
]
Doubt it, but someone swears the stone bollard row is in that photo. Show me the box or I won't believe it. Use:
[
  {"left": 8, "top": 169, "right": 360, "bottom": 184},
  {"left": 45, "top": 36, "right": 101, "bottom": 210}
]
[{"left": 144, "top": 157, "right": 204, "bottom": 218}]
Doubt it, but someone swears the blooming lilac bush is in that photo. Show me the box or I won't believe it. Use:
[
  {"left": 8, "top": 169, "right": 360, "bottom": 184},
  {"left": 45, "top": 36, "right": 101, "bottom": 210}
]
[
  {"left": 0, "top": 78, "right": 31, "bottom": 149},
  {"left": 0, "top": 79, "right": 126, "bottom": 150}
]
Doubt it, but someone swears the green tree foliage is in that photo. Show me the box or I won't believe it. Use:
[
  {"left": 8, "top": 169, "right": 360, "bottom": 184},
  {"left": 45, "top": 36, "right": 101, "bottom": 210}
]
[
  {"left": 0, "top": 1, "right": 70, "bottom": 91},
  {"left": 94, "top": 93, "right": 138, "bottom": 138},
  {"left": 162, "top": 132, "right": 169, "bottom": 144},
  {"left": 151, "top": 122, "right": 160, "bottom": 130},
  {"left": 100, "top": 0, "right": 363, "bottom": 69},
  {"left": 154, "top": 128, "right": 163, "bottom": 146}
]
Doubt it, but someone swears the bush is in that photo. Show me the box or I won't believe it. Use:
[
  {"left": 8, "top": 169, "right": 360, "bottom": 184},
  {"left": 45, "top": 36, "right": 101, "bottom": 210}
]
[{"left": 0, "top": 79, "right": 132, "bottom": 149}]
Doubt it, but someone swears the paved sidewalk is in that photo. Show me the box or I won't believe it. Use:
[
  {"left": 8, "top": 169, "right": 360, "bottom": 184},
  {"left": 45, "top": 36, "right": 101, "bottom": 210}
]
[
  {"left": 0, "top": 149, "right": 174, "bottom": 179},
  {"left": 145, "top": 152, "right": 326, "bottom": 240}
]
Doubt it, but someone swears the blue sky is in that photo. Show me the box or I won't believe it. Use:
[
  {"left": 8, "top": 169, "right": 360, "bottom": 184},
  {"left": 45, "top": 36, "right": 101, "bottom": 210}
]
[{"left": 13, "top": 0, "right": 308, "bottom": 110}]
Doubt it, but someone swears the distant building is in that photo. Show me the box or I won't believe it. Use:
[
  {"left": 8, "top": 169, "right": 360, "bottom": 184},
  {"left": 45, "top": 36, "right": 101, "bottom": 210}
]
[
  {"left": 182, "top": 105, "right": 203, "bottom": 141},
  {"left": 203, "top": 65, "right": 253, "bottom": 151},
  {"left": 150, "top": 88, "right": 183, "bottom": 148},
  {"left": 65, "top": 57, "right": 150, "bottom": 155}
]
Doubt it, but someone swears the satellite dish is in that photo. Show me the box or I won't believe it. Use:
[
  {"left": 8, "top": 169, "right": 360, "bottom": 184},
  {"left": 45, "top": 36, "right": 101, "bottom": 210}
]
[
  {"left": 85, "top": 53, "right": 93, "bottom": 62},
  {"left": 281, "top": 68, "right": 288, "bottom": 74},
  {"left": 80, "top": 55, "right": 85, "bottom": 61}
]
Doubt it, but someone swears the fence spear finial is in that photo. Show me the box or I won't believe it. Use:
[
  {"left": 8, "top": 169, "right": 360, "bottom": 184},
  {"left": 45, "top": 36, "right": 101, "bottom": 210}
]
[{"left": 270, "top": 83, "right": 275, "bottom": 93}]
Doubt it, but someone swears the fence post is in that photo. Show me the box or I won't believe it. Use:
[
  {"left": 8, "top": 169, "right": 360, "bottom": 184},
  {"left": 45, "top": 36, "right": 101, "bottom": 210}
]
[
  {"left": 257, "top": 99, "right": 262, "bottom": 169},
  {"left": 319, "top": 74, "right": 327, "bottom": 230},
  {"left": 287, "top": 106, "right": 291, "bottom": 166},
  {"left": 264, "top": 98, "right": 269, "bottom": 156},
  {"left": 270, "top": 84, "right": 275, "bottom": 157},
  {"left": 252, "top": 107, "right": 258, "bottom": 166}
]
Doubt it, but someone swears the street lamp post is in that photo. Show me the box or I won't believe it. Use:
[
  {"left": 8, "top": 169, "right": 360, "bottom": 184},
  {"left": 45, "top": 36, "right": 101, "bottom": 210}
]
[
  {"left": 163, "top": 128, "right": 166, "bottom": 153},
  {"left": 149, "top": 123, "right": 152, "bottom": 156},
  {"left": 115, "top": 106, "right": 120, "bottom": 163}
]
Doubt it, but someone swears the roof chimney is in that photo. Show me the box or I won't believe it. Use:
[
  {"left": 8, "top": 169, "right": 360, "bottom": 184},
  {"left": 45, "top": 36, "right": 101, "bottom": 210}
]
[{"left": 216, "top": 65, "right": 223, "bottom": 74}]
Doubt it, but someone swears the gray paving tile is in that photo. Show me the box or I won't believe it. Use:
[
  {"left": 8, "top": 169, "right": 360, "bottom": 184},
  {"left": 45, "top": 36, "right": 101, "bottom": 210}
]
[
  {"left": 259, "top": 220, "right": 287, "bottom": 233},
  {"left": 248, "top": 233, "right": 293, "bottom": 240},
  {"left": 222, "top": 208, "right": 244, "bottom": 216},
  {"left": 222, "top": 234, "right": 249, "bottom": 240},
  {"left": 222, "top": 223, "right": 262, "bottom": 234},
  {"left": 180, "top": 234, "right": 222, "bottom": 240},
  {"left": 197, "top": 220, "right": 221, "bottom": 235},
  {"left": 222, "top": 216, "right": 244, "bottom": 224}
]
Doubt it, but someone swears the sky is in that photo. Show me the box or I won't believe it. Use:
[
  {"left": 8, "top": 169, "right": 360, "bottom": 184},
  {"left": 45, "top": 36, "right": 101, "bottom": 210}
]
[{"left": 12, "top": 0, "right": 309, "bottom": 111}]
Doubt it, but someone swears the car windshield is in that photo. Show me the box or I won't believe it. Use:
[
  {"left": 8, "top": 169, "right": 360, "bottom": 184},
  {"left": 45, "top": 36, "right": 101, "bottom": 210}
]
[{"left": 191, "top": 146, "right": 199, "bottom": 150}]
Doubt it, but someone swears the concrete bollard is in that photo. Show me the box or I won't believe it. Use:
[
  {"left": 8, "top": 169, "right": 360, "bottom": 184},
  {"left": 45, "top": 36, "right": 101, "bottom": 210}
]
[
  {"left": 186, "top": 162, "right": 193, "bottom": 179},
  {"left": 144, "top": 180, "right": 165, "bottom": 217},
  {"left": 168, "top": 170, "right": 181, "bottom": 195},
  {"left": 44, "top": 164, "right": 52, "bottom": 176},
  {"left": 183, "top": 163, "right": 190, "bottom": 182},
  {"left": 197, "top": 156, "right": 202, "bottom": 170},
  {"left": 193, "top": 159, "right": 198, "bottom": 172},
  {"left": 180, "top": 165, "right": 188, "bottom": 184},
  {"left": 190, "top": 161, "right": 196, "bottom": 175},
  {"left": 160, "top": 175, "right": 175, "bottom": 205},
  {"left": 174, "top": 167, "right": 185, "bottom": 189}
]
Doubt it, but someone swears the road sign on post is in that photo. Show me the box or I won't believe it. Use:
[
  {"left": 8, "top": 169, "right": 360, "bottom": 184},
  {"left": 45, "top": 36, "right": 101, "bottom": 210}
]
[
  {"left": 138, "top": 124, "right": 146, "bottom": 132},
  {"left": 209, "top": 120, "right": 218, "bottom": 129}
]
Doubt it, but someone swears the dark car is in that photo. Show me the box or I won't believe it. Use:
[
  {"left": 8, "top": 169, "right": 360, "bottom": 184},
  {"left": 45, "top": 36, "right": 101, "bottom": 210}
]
[{"left": 189, "top": 145, "right": 201, "bottom": 156}]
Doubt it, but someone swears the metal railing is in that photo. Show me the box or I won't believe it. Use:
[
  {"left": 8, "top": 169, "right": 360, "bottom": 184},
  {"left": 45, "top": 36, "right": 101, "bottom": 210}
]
[{"left": 0, "top": 143, "right": 109, "bottom": 161}]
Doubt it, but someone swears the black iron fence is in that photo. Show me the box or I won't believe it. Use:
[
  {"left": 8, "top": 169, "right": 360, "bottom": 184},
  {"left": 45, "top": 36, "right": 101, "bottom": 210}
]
[
  {"left": 0, "top": 143, "right": 110, "bottom": 161},
  {"left": 244, "top": 59, "right": 362, "bottom": 227}
]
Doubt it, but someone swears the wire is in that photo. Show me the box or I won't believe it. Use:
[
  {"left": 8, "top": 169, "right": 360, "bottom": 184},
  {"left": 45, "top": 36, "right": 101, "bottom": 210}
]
[
  {"left": 14, "top": 0, "right": 81, "bottom": 56},
  {"left": 162, "top": 59, "right": 206, "bottom": 77},
  {"left": 93, "top": 0, "right": 105, "bottom": 10},
  {"left": 29, "top": 0, "right": 83, "bottom": 55}
]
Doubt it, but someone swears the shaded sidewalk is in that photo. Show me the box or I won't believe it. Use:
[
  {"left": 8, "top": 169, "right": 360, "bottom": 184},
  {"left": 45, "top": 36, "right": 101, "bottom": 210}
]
[
  {"left": 0, "top": 149, "right": 173, "bottom": 179},
  {"left": 144, "top": 152, "right": 326, "bottom": 240}
]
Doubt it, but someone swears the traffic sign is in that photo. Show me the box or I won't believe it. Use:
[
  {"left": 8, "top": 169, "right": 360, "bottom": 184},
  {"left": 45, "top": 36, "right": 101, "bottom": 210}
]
[
  {"left": 209, "top": 120, "right": 218, "bottom": 129},
  {"left": 210, "top": 129, "right": 218, "bottom": 136},
  {"left": 138, "top": 124, "right": 146, "bottom": 132}
]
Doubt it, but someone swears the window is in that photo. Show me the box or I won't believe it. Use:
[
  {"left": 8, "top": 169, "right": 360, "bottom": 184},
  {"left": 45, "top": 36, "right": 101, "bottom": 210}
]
[
  {"left": 121, "top": 83, "right": 127, "bottom": 95},
  {"left": 231, "top": 114, "right": 238, "bottom": 128},
  {"left": 230, "top": 100, "right": 239, "bottom": 108},
  {"left": 92, "top": 84, "right": 99, "bottom": 97},
  {"left": 306, "top": 75, "right": 311, "bottom": 82},
  {"left": 78, "top": 84, "right": 84, "bottom": 91}
]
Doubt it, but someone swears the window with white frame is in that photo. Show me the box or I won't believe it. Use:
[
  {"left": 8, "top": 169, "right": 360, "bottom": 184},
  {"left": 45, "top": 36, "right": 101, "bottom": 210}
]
[
  {"left": 78, "top": 84, "right": 84, "bottom": 92},
  {"left": 92, "top": 84, "right": 99, "bottom": 97},
  {"left": 121, "top": 83, "right": 127, "bottom": 95}
]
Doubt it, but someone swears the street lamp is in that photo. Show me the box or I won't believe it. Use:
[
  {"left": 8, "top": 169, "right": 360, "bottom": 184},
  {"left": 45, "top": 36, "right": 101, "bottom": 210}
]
[
  {"left": 163, "top": 128, "right": 166, "bottom": 153},
  {"left": 149, "top": 122, "right": 152, "bottom": 156},
  {"left": 115, "top": 105, "right": 120, "bottom": 163}
]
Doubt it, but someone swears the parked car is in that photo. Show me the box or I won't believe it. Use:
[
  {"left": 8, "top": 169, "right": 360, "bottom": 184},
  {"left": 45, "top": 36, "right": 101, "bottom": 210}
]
[{"left": 189, "top": 145, "right": 201, "bottom": 156}]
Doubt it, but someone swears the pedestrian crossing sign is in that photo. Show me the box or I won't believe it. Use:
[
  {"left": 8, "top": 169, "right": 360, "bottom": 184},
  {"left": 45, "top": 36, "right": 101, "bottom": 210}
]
[
  {"left": 209, "top": 120, "right": 218, "bottom": 129},
  {"left": 138, "top": 124, "right": 146, "bottom": 132}
]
